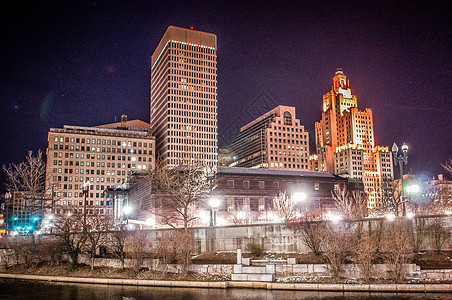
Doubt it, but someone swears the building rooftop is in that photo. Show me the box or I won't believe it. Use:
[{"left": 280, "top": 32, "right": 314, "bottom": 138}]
[
  {"left": 217, "top": 166, "right": 338, "bottom": 178},
  {"left": 95, "top": 119, "right": 150, "bottom": 130}
]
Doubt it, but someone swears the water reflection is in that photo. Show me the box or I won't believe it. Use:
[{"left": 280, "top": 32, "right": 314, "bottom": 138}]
[{"left": 0, "top": 279, "right": 449, "bottom": 300}]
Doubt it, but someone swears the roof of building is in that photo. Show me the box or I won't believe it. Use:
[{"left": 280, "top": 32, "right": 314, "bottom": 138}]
[
  {"left": 217, "top": 166, "right": 339, "bottom": 179},
  {"left": 95, "top": 120, "right": 150, "bottom": 129}
]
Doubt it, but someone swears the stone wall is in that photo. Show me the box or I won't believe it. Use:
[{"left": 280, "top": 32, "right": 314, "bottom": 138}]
[
  {"left": 2, "top": 216, "right": 451, "bottom": 255},
  {"left": 421, "top": 269, "right": 452, "bottom": 280},
  {"left": 275, "top": 263, "right": 421, "bottom": 279},
  {"left": 75, "top": 255, "right": 438, "bottom": 281}
]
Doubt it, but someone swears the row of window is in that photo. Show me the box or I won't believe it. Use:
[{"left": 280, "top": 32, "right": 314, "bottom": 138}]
[
  {"left": 169, "top": 68, "right": 216, "bottom": 81},
  {"left": 53, "top": 136, "right": 152, "bottom": 147},
  {"left": 270, "top": 156, "right": 308, "bottom": 163},
  {"left": 53, "top": 144, "right": 153, "bottom": 155},
  {"left": 225, "top": 180, "right": 322, "bottom": 190},
  {"left": 270, "top": 163, "right": 309, "bottom": 169},
  {"left": 169, "top": 75, "right": 216, "bottom": 87},
  {"left": 168, "top": 99, "right": 216, "bottom": 112}
]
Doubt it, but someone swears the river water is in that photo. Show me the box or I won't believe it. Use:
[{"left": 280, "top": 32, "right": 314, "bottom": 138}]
[{"left": 0, "top": 279, "right": 450, "bottom": 300}]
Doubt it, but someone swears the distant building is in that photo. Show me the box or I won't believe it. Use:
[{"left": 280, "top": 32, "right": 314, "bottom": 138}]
[
  {"left": 45, "top": 115, "right": 155, "bottom": 217},
  {"left": 309, "top": 154, "right": 319, "bottom": 171},
  {"left": 123, "top": 166, "right": 364, "bottom": 227},
  {"left": 314, "top": 69, "right": 393, "bottom": 208},
  {"left": 150, "top": 25, "right": 218, "bottom": 167},
  {"left": 394, "top": 174, "right": 452, "bottom": 214},
  {"left": 210, "top": 167, "right": 363, "bottom": 224},
  {"left": 218, "top": 148, "right": 233, "bottom": 166},
  {"left": 230, "top": 105, "right": 310, "bottom": 170},
  {"left": 2, "top": 191, "right": 48, "bottom": 232}
]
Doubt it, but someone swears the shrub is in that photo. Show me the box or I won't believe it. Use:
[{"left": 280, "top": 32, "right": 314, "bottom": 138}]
[
  {"left": 428, "top": 218, "right": 450, "bottom": 253},
  {"left": 246, "top": 242, "right": 263, "bottom": 257}
]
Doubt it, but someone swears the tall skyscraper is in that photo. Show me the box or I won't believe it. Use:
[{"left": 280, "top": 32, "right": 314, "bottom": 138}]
[
  {"left": 230, "top": 106, "right": 310, "bottom": 170},
  {"left": 313, "top": 69, "right": 393, "bottom": 208},
  {"left": 150, "top": 26, "right": 218, "bottom": 166}
]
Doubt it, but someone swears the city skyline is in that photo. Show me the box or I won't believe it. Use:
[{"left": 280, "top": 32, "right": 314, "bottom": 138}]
[{"left": 1, "top": 1, "right": 451, "bottom": 193}]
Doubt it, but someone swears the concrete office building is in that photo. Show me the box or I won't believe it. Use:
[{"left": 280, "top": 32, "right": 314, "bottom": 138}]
[
  {"left": 230, "top": 106, "right": 310, "bottom": 170},
  {"left": 150, "top": 26, "right": 218, "bottom": 167},
  {"left": 45, "top": 116, "right": 155, "bottom": 217},
  {"left": 313, "top": 69, "right": 393, "bottom": 208}
]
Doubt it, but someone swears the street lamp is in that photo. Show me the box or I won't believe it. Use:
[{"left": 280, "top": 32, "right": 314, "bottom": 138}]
[
  {"left": 293, "top": 192, "right": 307, "bottom": 216},
  {"left": 209, "top": 198, "right": 220, "bottom": 226},
  {"left": 123, "top": 205, "right": 132, "bottom": 224},
  {"left": 406, "top": 183, "right": 420, "bottom": 216},
  {"left": 392, "top": 142, "right": 409, "bottom": 216},
  {"left": 82, "top": 181, "right": 90, "bottom": 229}
]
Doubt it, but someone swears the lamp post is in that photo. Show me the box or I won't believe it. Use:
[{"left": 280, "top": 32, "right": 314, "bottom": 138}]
[
  {"left": 209, "top": 198, "right": 220, "bottom": 226},
  {"left": 293, "top": 192, "right": 307, "bottom": 216},
  {"left": 123, "top": 204, "right": 132, "bottom": 225},
  {"left": 206, "top": 166, "right": 217, "bottom": 226},
  {"left": 82, "top": 181, "right": 90, "bottom": 230},
  {"left": 392, "top": 142, "right": 409, "bottom": 216},
  {"left": 406, "top": 183, "right": 420, "bottom": 217}
]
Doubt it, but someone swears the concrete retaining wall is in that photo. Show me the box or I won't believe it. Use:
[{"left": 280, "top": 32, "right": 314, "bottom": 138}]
[
  {"left": 2, "top": 216, "right": 451, "bottom": 255},
  {"left": 0, "top": 273, "right": 450, "bottom": 292},
  {"left": 421, "top": 269, "right": 452, "bottom": 280},
  {"left": 76, "top": 255, "right": 442, "bottom": 281}
]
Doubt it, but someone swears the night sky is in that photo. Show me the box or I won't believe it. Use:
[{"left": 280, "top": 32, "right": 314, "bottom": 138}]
[{"left": 1, "top": 0, "right": 451, "bottom": 193}]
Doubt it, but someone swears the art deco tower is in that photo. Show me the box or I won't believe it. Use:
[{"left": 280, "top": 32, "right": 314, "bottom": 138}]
[
  {"left": 150, "top": 26, "right": 218, "bottom": 166},
  {"left": 313, "top": 69, "right": 393, "bottom": 208}
]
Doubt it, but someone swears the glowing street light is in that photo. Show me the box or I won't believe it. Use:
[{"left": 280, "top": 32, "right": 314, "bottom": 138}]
[
  {"left": 123, "top": 205, "right": 133, "bottom": 225},
  {"left": 293, "top": 192, "right": 307, "bottom": 203},
  {"left": 406, "top": 183, "right": 420, "bottom": 215},
  {"left": 209, "top": 198, "right": 221, "bottom": 226},
  {"left": 123, "top": 205, "right": 132, "bottom": 215},
  {"left": 406, "top": 184, "right": 420, "bottom": 193},
  {"left": 293, "top": 192, "right": 307, "bottom": 216},
  {"left": 386, "top": 213, "right": 396, "bottom": 221},
  {"left": 325, "top": 211, "right": 343, "bottom": 223}
]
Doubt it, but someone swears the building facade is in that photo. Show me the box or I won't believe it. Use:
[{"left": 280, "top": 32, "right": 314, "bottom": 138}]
[
  {"left": 313, "top": 69, "right": 393, "bottom": 208},
  {"left": 124, "top": 166, "right": 363, "bottom": 227},
  {"left": 150, "top": 26, "right": 218, "bottom": 167},
  {"left": 230, "top": 106, "right": 310, "bottom": 170},
  {"left": 45, "top": 117, "right": 155, "bottom": 217},
  {"left": 2, "top": 191, "right": 48, "bottom": 232}
]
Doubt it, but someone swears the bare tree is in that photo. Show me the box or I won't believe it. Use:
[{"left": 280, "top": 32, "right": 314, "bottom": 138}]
[
  {"left": 85, "top": 215, "right": 112, "bottom": 270},
  {"left": 411, "top": 217, "right": 427, "bottom": 253},
  {"left": 52, "top": 209, "right": 87, "bottom": 267},
  {"left": 272, "top": 191, "right": 296, "bottom": 223},
  {"left": 428, "top": 218, "right": 450, "bottom": 253},
  {"left": 441, "top": 158, "right": 452, "bottom": 175},
  {"left": 107, "top": 225, "right": 128, "bottom": 269},
  {"left": 172, "top": 230, "right": 195, "bottom": 275},
  {"left": 151, "top": 158, "right": 210, "bottom": 231},
  {"left": 287, "top": 213, "right": 326, "bottom": 256},
  {"left": 332, "top": 185, "right": 367, "bottom": 220},
  {"left": 155, "top": 235, "right": 176, "bottom": 275},
  {"left": 355, "top": 231, "right": 378, "bottom": 283},
  {"left": 381, "top": 220, "right": 414, "bottom": 282},
  {"left": 3, "top": 150, "right": 49, "bottom": 218},
  {"left": 129, "top": 231, "right": 149, "bottom": 269},
  {"left": 322, "top": 224, "right": 355, "bottom": 279}
]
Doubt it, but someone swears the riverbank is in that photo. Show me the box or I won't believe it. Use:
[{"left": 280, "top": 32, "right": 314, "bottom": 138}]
[{"left": 0, "top": 273, "right": 450, "bottom": 292}]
